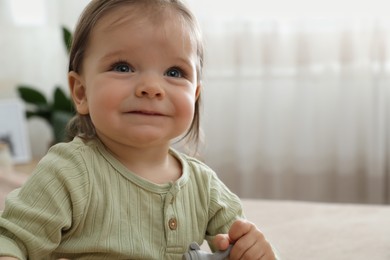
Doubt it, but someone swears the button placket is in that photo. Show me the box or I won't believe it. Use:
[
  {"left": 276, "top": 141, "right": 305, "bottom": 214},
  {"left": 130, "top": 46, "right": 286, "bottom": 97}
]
[{"left": 163, "top": 182, "right": 185, "bottom": 253}]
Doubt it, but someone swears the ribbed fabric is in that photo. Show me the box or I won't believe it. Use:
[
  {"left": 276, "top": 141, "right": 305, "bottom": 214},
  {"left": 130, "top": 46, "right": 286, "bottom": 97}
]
[{"left": 0, "top": 137, "right": 243, "bottom": 259}]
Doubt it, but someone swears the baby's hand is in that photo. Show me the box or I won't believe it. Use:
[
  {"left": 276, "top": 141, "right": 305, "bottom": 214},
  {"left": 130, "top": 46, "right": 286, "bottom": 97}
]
[{"left": 213, "top": 219, "right": 276, "bottom": 260}]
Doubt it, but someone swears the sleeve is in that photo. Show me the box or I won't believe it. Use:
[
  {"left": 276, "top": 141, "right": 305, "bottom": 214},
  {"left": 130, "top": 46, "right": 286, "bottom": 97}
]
[
  {"left": 205, "top": 172, "right": 245, "bottom": 251},
  {"left": 0, "top": 143, "right": 90, "bottom": 259}
]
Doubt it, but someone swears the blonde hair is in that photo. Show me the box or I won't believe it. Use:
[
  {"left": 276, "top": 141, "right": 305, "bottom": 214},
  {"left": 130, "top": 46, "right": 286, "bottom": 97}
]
[{"left": 66, "top": 0, "right": 204, "bottom": 149}]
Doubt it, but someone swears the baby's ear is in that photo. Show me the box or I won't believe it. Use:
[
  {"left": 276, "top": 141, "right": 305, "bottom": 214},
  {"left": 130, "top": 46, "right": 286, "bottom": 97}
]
[
  {"left": 68, "top": 71, "right": 89, "bottom": 115},
  {"left": 195, "top": 82, "right": 202, "bottom": 100}
]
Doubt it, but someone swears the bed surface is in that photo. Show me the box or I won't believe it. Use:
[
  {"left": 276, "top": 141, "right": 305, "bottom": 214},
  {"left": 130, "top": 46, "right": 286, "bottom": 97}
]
[{"left": 240, "top": 199, "right": 390, "bottom": 260}]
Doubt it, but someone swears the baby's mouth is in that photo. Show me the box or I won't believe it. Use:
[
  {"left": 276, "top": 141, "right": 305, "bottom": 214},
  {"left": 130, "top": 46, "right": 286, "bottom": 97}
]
[{"left": 128, "top": 110, "right": 164, "bottom": 116}]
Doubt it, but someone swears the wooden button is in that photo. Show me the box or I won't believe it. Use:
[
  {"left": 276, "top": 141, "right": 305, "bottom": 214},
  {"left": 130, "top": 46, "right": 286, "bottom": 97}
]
[{"left": 168, "top": 218, "right": 177, "bottom": 230}]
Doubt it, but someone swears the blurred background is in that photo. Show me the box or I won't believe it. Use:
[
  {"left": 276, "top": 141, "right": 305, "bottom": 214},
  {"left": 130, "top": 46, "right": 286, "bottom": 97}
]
[{"left": 1, "top": 0, "right": 390, "bottom": 204}]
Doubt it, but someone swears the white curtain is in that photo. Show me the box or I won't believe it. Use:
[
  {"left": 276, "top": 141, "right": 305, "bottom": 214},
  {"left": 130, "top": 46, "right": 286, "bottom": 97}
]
[
  {"left": 1, "top": 0, "right": 389, "bottom": 204},
  {"left": 199, "top": 19, "right": 390, "bottom": 204}
]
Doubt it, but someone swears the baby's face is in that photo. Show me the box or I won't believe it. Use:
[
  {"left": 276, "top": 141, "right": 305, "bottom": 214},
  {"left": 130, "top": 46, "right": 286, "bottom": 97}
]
[{"left": 73, "top": 6, "right": 200, "bottom": 150}]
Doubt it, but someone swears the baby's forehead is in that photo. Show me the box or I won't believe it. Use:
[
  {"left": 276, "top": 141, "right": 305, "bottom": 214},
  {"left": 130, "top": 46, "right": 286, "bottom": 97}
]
[
  {"left": 91, "top": 4, "right": 197, "bottom": 49},
  {"left": 95, "top": 4, "right": 186, "bottom": 33}
]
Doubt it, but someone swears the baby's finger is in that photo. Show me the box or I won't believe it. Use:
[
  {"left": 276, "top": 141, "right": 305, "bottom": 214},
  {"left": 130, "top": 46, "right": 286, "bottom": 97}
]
[
  {"left": 228, "top": 219, "right": 256, "bottom": 241},
  {"left": 229, "top": 234, "right": 257, "bottom": 259},
  {"left": 213, "top": 233, "right": 231, "bottom": 251}
]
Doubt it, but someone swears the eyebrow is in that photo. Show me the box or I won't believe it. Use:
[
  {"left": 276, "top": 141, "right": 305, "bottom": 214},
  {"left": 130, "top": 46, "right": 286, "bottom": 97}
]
[
  {"left": 173, "top": 56, "right": 195, "bottom": 67},
  {"left": 99, "top": 50, "right": 195, "bottom": 67},
  {"left": 98, "top": 50, "right": 126, "bottom": 63}
]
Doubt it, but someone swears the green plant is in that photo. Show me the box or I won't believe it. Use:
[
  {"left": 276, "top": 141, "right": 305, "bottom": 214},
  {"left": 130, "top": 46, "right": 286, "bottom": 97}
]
[{"left": 17, "top": 26, "right": 74, "bottom": 144}]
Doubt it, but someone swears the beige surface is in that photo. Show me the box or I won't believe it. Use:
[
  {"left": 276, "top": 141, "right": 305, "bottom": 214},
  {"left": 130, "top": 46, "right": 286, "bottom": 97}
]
[
  {"left": 241, "top": 199, "right": 390, "bottom": 260},
  {"left": 1, "top": 164, "right": 389, "bottom": 259}
]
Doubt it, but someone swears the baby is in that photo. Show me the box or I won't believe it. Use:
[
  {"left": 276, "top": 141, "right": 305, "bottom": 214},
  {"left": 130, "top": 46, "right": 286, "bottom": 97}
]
[{"left": 0, "top": 0, "right": 276, "bottom": 259}]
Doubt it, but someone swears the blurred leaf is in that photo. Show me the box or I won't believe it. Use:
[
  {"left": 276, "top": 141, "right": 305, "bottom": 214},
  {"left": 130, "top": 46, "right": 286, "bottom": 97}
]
[
  {"left": 62, "top": 26, "right": 72, "bottom": 54},
  {"left": 17, "top": 86, "right": 48, "bottom": 105},
  {"left": 52, "top": 111, "right": 74, "bottom": 142},
  {"left": 26, "top": 109, "right": 51, "bottom": 122},
  {"left": 26, "top": 111, "right": 36, "bottom": 119},
  {"left": 53, "top": 86, "right": 73, "bottom": 112}
]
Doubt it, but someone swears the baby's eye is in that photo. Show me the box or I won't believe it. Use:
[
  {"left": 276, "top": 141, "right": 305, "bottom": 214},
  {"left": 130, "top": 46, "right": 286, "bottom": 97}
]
[
  {"left": 111, "top": 62, "right": 133, "bottom": 73},
  {"left": 165, "top": 67, "right": 183, "bottom": 78}
]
